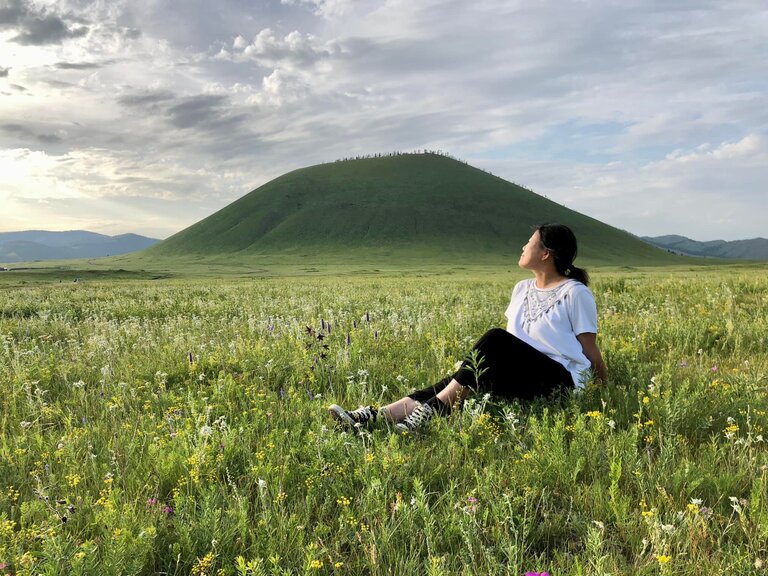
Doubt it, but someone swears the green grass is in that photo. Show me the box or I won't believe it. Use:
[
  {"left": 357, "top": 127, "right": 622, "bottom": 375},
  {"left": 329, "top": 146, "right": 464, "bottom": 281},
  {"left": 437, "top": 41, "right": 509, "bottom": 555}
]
[{"left": 1, "top": 266, "right": 767, "bottom": 575}]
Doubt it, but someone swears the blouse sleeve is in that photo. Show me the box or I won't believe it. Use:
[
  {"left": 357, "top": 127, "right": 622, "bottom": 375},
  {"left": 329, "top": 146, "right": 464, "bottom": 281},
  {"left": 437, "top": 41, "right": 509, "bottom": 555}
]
[{"left": 568, "top": 284, "right": 598, "bottom": 335}]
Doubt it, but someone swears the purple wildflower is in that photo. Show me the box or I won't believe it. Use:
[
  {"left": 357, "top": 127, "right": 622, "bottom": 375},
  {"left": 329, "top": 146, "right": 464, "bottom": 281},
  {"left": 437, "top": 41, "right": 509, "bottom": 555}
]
[
  {"left": 162, "top": 505, "right": 174, "bottom": 515},
  {"left": 147, "top": 497, "right": 158, "bottom": 506}
]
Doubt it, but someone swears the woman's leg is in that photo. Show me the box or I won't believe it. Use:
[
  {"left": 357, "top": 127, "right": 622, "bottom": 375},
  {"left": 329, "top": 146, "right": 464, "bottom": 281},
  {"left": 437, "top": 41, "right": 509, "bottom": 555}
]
[
  {"left": 452, "top": 328, "right": 573, "bottom": 400},
  {"left": 435, "top": 378, "right": 471, "bottom": 408},
  {"left": 379, "top": 396, "right": 418, "bottom": 422}
]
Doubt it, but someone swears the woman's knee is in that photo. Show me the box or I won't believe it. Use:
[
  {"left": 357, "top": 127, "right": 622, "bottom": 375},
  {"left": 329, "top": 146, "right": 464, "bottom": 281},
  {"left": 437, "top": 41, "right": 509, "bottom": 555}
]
[{"left": 474, "top": 327, "right": 511, "bottom": 348}]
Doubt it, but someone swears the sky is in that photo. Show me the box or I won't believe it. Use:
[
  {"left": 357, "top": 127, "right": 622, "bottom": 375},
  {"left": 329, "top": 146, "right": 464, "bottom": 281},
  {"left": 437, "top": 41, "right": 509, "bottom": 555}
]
[{"left": 1, "top": 0, "right": 766, "bottom": 241}]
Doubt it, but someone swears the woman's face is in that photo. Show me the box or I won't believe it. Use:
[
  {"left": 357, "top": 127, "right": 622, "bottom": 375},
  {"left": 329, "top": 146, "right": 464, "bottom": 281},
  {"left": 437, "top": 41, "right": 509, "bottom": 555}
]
[{"left": 518, "top": 230, "right": 550, "bottom": 270}]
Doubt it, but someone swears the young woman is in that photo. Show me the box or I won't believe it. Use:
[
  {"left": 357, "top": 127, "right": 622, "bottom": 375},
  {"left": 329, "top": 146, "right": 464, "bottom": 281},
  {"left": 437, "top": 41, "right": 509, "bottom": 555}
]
[{"left": 328, "top": 223, "right": 607, "bottom": 432}]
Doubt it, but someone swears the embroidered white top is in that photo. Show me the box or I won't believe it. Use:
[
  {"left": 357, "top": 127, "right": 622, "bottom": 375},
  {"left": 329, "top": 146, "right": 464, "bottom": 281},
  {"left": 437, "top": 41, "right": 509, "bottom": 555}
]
[{"left": 504, "top": 278, "right": 598, "bottom": 388}]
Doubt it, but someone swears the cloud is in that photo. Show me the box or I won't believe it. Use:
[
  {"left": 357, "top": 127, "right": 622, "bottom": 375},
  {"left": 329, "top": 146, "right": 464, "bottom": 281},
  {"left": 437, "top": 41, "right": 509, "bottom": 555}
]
[
  {"left": 665, "top": 135, "right": 762, "bottom": 163},
  {"left": 218, "top": 28, "right": 339, "bottom": 69},
  {"left": 0, "top": 0, "right": 89, "bottom": 45},
  {"left": 0, "top": 66, "right": 8, "bottom": 77},
  {"left": 280, "top": 0, "right": 357, "bottom": 19},
  {"left": 117, "top": 89, "right": 176, "bottom": 108},
  {"left": 54, "top": 61, "right": 108, "bottom": 70},
  {"left": 1, "top": 123, "right": 65, "bottom": 146},
  {"left": 251, "top": 69, "right": 310, "bottom": 107}
]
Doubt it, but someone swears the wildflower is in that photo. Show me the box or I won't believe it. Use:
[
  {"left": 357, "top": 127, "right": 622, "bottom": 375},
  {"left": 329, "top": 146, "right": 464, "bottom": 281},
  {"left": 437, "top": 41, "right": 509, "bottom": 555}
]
[
  {"left": 309, "top": 559, "right": 323, "bottom": 569},
  {"left": 642, "top": 510, "right": 654, "bottom": 518},
  {"left": 162, "top": 505, "right": 173, "bottom": 515},
  {"left": 199, "top": 425, "right": 213, "bottom": 437},
  {"left": 20, "top": 420, "right": 33, "bottom": 429},
  {"left": 642, "top": 396, "right": 650, "bottom": 405},
  {"left": 525, "top": 572, "right": 550, "bottom": 576},
  {"left": 72, "top": 379, "right": 86, "bottom": 388},
  {"left": 586, "top": 410, "right": 601, "bottom": 419},
  {"left": 656, "top": 555, "right": 672, "bottom": 564},
  {"left": 678, "top": 360, "right": 689, "bottom": 368},
  {"left": 147, "top": 498, "right": 158, "bottom": 506}
]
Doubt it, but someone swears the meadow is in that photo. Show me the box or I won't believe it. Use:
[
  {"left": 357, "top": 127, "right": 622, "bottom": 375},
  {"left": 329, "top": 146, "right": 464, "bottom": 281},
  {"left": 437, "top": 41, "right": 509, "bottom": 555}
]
[{"left": 1, "top": 267, "right": 767, "bottom": 575}]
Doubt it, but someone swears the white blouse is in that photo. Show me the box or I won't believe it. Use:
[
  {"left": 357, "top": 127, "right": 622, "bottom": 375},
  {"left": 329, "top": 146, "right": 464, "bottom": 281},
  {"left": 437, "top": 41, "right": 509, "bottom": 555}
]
[{"left": 504, "top": 278, "right": 598, "bottom": 388}]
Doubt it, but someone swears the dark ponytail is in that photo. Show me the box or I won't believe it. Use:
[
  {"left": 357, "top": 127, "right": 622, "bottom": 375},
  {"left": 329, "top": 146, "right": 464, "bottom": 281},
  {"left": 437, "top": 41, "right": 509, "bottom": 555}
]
[{"left": 536, "top": 223, "right": 590, "bottom": 286}]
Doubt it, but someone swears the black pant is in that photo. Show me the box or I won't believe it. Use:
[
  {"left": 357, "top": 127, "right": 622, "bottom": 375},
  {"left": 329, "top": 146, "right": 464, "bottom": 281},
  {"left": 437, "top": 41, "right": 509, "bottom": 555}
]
[{"left": 409, "top": 328, "right": 574, "bottom": 402}]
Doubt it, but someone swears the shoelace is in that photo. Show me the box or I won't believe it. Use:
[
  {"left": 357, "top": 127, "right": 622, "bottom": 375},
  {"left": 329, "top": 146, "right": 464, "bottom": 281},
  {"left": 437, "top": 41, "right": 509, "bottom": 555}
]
[
  {"left": 400, "top": 403, "right": 434, "bottom": 429},
  {"left": 350, "top": 406, "right": 374, "bottom": 423}
]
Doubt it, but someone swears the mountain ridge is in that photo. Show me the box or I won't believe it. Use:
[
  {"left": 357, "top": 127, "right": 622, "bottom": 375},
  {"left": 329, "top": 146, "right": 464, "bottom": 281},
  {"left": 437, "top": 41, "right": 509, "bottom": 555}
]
[
  {"left": 0, "top": 230, "right": 160, "bottom": 263},
  {"left": 642, "top": 235, "right": 768, "bottom": 260}
]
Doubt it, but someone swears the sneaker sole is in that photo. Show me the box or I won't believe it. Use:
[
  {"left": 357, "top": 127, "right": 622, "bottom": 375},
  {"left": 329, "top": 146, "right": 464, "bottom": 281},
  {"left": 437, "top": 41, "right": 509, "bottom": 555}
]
[{"left": 328, "top": 404, "right": 356, "bottom": 429}]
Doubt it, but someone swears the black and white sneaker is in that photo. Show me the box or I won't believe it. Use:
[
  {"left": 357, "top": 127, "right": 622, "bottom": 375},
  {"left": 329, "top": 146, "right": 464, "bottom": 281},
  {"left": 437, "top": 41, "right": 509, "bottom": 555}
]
[
  {"left": 328, "top": 404, "right": 377, "bottom": 429},
  {"left": 395, "top": 402, "right": 435, "bottom": 433}
]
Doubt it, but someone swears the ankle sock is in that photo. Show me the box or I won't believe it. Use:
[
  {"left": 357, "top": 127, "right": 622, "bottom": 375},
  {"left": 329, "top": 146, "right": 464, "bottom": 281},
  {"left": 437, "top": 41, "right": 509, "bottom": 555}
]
[{"left": 425, "top": 396, "right": 452, "bottom": 416}]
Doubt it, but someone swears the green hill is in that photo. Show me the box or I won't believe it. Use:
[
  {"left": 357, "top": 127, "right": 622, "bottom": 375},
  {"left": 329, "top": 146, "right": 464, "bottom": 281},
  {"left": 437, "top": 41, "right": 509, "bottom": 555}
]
[{"left": 147, "top": 153, "right": 675, "bottom": 266}]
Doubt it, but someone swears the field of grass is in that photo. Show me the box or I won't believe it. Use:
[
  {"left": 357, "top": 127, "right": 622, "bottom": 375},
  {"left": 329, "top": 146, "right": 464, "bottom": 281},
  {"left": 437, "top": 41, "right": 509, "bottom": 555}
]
[{"left": 1, "top": 266, "right": 767, "bottom": 575}]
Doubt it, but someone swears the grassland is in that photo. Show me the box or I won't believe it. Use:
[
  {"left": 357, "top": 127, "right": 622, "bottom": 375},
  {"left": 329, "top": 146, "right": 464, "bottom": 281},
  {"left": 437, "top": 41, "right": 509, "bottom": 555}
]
[{"left": 1, "top": 265, "right": 767, "bottom": 575}]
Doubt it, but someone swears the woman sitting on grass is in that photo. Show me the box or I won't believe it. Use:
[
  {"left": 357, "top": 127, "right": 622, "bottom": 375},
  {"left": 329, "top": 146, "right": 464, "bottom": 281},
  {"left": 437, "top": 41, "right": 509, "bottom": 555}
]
[{"left": 328, "top": 223, "right": 607, "bottom": 432}]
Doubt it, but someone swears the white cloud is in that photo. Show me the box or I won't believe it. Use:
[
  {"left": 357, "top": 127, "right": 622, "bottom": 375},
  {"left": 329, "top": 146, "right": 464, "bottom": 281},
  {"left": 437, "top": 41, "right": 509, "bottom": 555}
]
[
  {"left": 217, "top": 28, "right": 339, "bottom": 70},
  {"left": 251, "top": 68, "right": 310, "bottom": 107}
]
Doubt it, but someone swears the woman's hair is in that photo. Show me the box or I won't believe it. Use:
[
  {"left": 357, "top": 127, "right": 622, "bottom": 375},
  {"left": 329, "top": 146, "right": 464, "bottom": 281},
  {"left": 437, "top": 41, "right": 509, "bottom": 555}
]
[{"left": 536, "top": 223, "right": 590, "bottom": 286}]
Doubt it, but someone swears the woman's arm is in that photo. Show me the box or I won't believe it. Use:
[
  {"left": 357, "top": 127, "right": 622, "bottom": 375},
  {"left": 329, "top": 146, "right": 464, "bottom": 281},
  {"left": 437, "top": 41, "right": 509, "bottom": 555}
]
[{"left": 576, "top": 332, "right": 608, "bottom": 383}]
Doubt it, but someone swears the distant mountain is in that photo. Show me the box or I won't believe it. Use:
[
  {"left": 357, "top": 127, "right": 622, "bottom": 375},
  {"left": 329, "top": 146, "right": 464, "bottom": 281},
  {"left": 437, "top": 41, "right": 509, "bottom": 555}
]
[
  {"left": 642, "top": 235, "right": 768, "bottom": 260},
  {"left": 148, "top": 152, "right": 677, "bottom": 265},
  {"left": 0, "top": 230, "right": 160, "bottom": 263}
]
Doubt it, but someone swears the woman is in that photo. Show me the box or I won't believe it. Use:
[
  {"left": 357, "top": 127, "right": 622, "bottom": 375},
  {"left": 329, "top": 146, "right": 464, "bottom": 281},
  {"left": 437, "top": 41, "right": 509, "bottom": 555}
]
[{"left": 328, "top": 223, "right": 607, "bottom": 432}]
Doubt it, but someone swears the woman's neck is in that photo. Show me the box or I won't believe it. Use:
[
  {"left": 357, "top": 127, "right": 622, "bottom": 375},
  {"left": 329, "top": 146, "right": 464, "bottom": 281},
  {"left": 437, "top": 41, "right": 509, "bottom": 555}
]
[{"left": 532, "top": 269, "right": 567, "bottom": 289}]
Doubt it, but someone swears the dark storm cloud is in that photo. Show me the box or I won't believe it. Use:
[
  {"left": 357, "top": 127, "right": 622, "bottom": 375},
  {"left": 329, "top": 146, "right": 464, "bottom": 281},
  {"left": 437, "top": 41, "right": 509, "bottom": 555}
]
[{"left": 0, "top": 0, "right": 89, "bottom": 45}]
